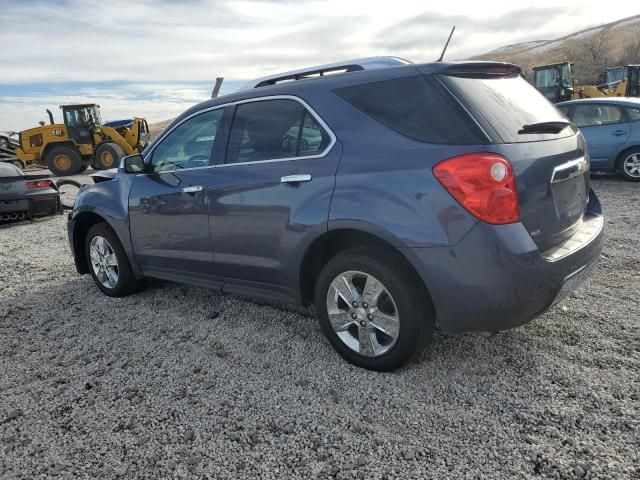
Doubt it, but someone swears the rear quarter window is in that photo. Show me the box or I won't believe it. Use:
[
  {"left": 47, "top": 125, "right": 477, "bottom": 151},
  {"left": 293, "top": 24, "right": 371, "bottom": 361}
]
[
  {"left": 334, "top": 75, "right": 482, "bottom": 144},
  {"left": 626, "top": 106, "right": 640, "bottom": 122}
]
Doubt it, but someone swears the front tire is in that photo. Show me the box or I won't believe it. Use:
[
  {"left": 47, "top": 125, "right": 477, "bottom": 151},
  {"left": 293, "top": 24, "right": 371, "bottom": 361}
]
[
  {"left": 84, "top": 223, "right": 140, "bottom": 297},
  {"left": 314, "top": 249, "right": 433, "bottom": 371},
  {"left": 617, "top": 147, "right": 640, "bottom": 181},
  {"left": 93, "top": 142, "right": 125, "bottom": 170}
]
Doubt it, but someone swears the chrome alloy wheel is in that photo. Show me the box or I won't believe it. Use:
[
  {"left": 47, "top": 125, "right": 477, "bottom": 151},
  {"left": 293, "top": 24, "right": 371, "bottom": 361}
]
[
  {"left": 623, "top": 153, "right": 640, "bottom": 178},
  {"left": 89, "top": 236, "right": 119, "bottom": 289},
  {"left": 326, "top": 271, "right": 400, "bottom": 357}
]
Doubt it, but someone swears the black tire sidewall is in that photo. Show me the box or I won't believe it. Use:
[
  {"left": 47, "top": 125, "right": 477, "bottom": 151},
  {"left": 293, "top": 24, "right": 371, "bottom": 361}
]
[
  {"left": 314, "top": 250, "right": 430, "bottom": 371},
  {"left": 94, "top": 143, "right": 125, "bottom": 170},
  {"left": 617, "top": 148, "right": 640, "bottom": 182},
  {"left": 55, "top": 179, "right": 82, "bottom": 209},
  {"left": 47, "top": 145, "right": 82, "bottom": 176},
  {"left": 84, "top": 223, "right": 136, "bottom": 297}
]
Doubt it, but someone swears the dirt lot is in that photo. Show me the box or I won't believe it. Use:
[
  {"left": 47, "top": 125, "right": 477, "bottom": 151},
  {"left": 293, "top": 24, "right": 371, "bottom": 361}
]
[{"left": 0, "top": 176, "right": 638, "bottom": 480}]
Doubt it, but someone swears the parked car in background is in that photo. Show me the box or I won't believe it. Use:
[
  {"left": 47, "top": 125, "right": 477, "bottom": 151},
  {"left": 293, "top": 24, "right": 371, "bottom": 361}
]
[
  {"left": 68, "top": 58, "right": 604, "bottom": 371},
  {"left": 557, "top": 98, "right": 640, "bottom": 181},
  {"left": 0, "top": 163, "right": 61, "bottom": 222},
  {"left": 0, "top": 130, "right": 20, "bottom": 151}
]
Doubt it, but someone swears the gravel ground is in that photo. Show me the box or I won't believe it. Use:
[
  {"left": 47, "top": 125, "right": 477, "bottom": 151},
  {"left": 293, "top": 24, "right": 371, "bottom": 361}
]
[{"left": 0, "top": 176, "right": 638, "bottom": 480}]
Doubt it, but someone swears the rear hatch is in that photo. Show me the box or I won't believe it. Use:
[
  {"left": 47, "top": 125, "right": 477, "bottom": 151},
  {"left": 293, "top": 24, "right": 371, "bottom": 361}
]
[{"left": 435, "top": 66, "right": 589, "bottom": 251}]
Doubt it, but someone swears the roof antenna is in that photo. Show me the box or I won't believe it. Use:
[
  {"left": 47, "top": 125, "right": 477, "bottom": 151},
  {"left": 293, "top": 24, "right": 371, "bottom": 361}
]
[
  {"left": 437, "top": 26, "right": 456, "bottom": 62},
  {"left": 211, "top": 77, "right": 224, "bottom": 98}
]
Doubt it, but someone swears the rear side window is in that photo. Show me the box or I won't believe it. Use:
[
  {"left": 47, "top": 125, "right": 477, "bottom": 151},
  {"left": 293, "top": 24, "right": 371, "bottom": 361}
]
[
  {"left": 441, "top": 74, "right": 575, "bottom": 143},
  {"left": 226, "top": 99, "right": 331, "bottom": 164},
  {"left": 334, "top": 76, "right": 481, "bottom": 144}
]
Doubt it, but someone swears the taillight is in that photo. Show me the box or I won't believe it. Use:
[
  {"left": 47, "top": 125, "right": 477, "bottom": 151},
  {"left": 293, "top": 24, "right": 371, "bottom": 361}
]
[
  {"left": 26, "top": 179, "right": 55, "bottom": 190},
  {"left": 433, "top": 153, "right": 520, "bottom": 225}
]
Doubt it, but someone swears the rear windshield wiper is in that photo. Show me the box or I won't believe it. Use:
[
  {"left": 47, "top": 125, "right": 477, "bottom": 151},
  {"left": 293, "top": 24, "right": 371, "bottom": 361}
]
[{"left": 518, "top": 120, "right": 570, "bottom": 134}]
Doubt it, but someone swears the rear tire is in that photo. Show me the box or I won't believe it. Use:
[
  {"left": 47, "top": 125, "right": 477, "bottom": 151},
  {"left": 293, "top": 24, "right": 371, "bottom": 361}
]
[
  {"left": 617, "top": 147, "right": 640, "bottom": 181},
  {"left": 46, "top": 145, "right": 83, "bottom": 176},
  {"left": 314, "top": 248, "right": 433, "bottom": 371},
  {"left": 93, "top": 142, "right": 125, "bottom": 170},
  {"left": 84, "top": 223, "right": 141, "bottom": 297}
]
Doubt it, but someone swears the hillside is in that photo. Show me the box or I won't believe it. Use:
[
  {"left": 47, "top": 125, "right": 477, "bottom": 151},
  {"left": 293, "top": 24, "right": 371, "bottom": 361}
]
[{"left": 471, "top": 14, "right": 640, "bottom": 83}]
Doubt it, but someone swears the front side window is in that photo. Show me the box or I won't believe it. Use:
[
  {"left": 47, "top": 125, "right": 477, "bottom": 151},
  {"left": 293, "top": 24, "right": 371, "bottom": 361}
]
[
  {"left": 534, "top": 68, "right": 559, "bottom": 88},
  {"left": 150, "top": 109, "right": 223, "bottom": 172},
  {"left": 572, "top": 105, "right": 625, "bottom": 128},
  {"left": 226, "top": 99, "right": 330, "bottom": 164}
]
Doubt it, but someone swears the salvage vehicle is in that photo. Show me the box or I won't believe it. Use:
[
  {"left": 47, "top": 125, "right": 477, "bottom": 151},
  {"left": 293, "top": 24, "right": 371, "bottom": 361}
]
[
  {"left": 557, "top": 97, "right": 640, "bottom": 181},
  {"left": 15, "top": 104, "right": 150, "bottom": 176},
  {"left": 0, "top": 163, "right": 60, "bottom": 222},
  {"left": 68, "top": 57, "right": 604, "bottom": 371},
  {"left": 0, "top": 131, "right": 20, "bottom": 151}
]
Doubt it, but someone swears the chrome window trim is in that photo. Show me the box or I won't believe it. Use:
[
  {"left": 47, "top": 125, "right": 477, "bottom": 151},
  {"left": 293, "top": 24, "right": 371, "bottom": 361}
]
[{"left": 142, "top": 95, "right": 337, "bottom": 173}]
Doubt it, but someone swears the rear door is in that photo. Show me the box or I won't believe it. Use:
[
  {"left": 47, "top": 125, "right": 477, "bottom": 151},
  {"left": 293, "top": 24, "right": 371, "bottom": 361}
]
[
  {"left": 571, "top": 103, "right": 630, "bottom": 168},
  {"left": 128, "top": 108, "right": 226, "bottom": 282},
  {"left": 207, "top": 97, "right": 340, "bottom": 302},
  {"left": 440, "top": 72, "right": 590, "bottom": 251}
]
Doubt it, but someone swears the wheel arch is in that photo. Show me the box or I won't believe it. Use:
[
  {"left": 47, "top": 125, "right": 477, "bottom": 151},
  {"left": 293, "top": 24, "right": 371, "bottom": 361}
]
[
  {"left": 615, "top": 144, "right": 640, "bottom": 169},
  {"left": 72, "top": 211, "right": 118, "bottom": 274},
  {"left": 41, "top": 140, "right": 79, "bottom": 162},
  {"left": 298, "top": 228, "right": 435, "bottom": 312}
]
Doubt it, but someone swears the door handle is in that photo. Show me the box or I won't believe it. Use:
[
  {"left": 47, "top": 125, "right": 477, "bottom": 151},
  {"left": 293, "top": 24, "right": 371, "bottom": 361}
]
[
  {"left": 182, "top": 185, "right": 203, "bottom": 193},
  {"left": 612, "top": 130, "right": 627, "bottom": 136},
  {"left": 281, "top": 174, "right": 312, "bottom": 184}
]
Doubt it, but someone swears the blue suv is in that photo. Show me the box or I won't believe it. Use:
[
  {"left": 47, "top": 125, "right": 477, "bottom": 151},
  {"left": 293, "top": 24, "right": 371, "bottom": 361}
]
[{"left": 68, "top": 57, "right": 604, "bottom": 371}]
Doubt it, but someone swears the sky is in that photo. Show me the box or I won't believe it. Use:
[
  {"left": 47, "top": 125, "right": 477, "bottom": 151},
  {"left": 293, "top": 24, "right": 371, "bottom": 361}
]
[{"left": 1, "top": 0, "right": 639, "bottom": 130}]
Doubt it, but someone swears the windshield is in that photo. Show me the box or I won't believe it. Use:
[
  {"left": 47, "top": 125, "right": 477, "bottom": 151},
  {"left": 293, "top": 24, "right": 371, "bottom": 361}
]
[
  {"left": 534, "top": 65, "right": 571, "bottom": 89},
  {"left": 534, "top": 67, "right": 559, "bottom": 88},
  {"left": 606, "top": 67, "right": 627, "bottom": 85},
  {"left": 441, "top": 74, "right": 576, "bottom": 143},
  {"left": 64, "top": 106, "right": 103, "bottom": 127}
]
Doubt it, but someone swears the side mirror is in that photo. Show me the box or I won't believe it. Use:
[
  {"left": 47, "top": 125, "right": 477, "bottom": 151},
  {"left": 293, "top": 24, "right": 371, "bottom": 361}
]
[{"left": 121, "top": 154, "right": 147, "bottom": 174}]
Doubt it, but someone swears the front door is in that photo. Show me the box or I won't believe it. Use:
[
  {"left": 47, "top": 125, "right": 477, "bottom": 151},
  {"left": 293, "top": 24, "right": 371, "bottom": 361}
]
[
  {"left": 128, "top": 108, "right": 226, "bottom": 284},
  {"left": 208, "top": 98, "right": 341, "bottom": 302}
]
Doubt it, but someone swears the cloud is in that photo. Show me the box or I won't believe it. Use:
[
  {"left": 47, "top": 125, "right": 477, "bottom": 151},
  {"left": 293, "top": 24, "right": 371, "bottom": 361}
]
[{"left": 373, "top": 7, "right": 571, "bottom": 57}]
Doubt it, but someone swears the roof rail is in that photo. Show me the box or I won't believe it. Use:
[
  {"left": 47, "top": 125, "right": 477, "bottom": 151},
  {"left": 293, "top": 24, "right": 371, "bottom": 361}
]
[{"left": 239, "top": 56, "right": 412, "bottom": 90}]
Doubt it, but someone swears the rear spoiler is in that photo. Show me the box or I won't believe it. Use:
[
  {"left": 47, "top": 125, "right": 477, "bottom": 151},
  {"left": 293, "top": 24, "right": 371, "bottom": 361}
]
[
  {"left": 417, "top": 61, "right": 522, "bottom": 78},
  {"left": 0, "top": 174, "right": 50, "bottom": 181}
]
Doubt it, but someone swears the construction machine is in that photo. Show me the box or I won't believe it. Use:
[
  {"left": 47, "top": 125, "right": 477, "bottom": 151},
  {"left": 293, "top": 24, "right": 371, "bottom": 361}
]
[
  {"left": 532, "top": 62, "right": 576, "bottom": 103},
  {"left": 16, "top": 104, "right": 149, "bottom": 176},
  {"left": 532, "top": 62, "right": 639, "bottom": 103},
  {"left": 603, "top": 65, "right": 640, "bottom": 97}
]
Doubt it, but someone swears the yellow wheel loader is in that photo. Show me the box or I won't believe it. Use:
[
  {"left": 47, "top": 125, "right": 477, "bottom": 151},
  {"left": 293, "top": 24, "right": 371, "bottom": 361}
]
[
  {"left": 532, "top": 62, "right": 640, "bottom": 104},
  {"left": 15, "top": 104, "right": 149, "bottom": 176}
]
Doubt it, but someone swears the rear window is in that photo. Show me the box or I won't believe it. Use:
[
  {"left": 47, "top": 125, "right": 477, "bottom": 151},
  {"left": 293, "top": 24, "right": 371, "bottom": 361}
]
[
  {"left": 334, "top": 75, "right": 482, "bottom": 144},
  {"left": 441, "top": 74, "right": 575, "bottom": 143},
  {"left": 0, "top": 163, "right": 22, "bottom": 177}
]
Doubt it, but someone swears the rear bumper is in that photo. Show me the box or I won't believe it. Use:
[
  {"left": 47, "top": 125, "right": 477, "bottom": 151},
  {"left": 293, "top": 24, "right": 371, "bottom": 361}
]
[
  {"left": 0, "top": 193, "right": 60, "bottom": 221},
  {"left": 403, "top": 189, "right": 604, "bottom": 335}
]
